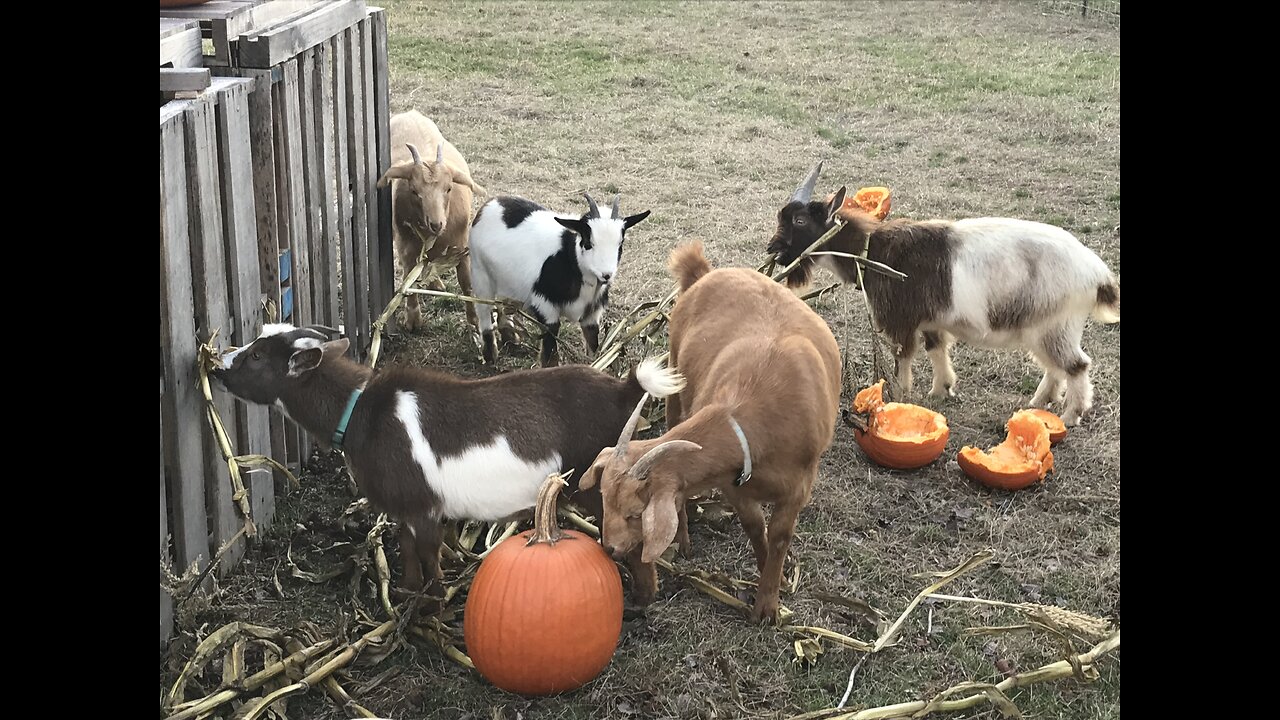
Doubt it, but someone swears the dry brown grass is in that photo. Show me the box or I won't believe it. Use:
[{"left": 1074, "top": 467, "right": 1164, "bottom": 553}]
[{"left": 160, "top": 2, "right": 1119, "bottom": 718}]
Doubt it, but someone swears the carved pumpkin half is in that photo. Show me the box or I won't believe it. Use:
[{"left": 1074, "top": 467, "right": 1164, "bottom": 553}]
[
  {"left": 1023, "top": 408, "right": 1067, "bottom": 445},
  {"left": 957, "top": 410, "right": 1055, "bottom": 491},
  {"left": 841, "top": 186, "right": 892, "bottom": 221},
  {"left": 464, "top": 474, "right": 623, "bottom": 696},
  {"left": 852, "top": 381, "right": 949, "bottom": 470}
]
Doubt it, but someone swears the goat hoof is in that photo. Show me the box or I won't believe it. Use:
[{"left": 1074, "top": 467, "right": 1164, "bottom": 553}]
[
  {"left": 749, "top": 601, "right": 781, "bottom": 626},
  {"left": 1061, "top": 409, "right": 1085, "bottom": 427}
]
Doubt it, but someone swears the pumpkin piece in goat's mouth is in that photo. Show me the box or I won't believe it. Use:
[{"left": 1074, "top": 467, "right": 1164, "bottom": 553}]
[
  {"left": 957, "top": 410, "right": 1055, "bottom": 491},
  {"left": 852, "top": 380, "right": 950, "bottom": 470},
  {"left": 1023, "top": 408, "right": 1067, "bottom": 445},
  {"left": 840, "top": 186, "right": 892, "bottom": 221}
]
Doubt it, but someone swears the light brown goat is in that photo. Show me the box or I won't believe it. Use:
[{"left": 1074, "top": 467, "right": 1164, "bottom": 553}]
[
  {"left": 376, "top": 111, "right": 484, "bottom": 332},
  {"left": 581, "top": 242, "right": 842, "bottom": 623}
]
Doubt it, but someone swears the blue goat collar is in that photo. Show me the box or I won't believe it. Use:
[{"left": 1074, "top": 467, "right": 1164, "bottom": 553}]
[
  {"left": 729, "top": 416, "right": 752, "bottom": 486},
  {"left": 332, "top": 387, "right": 364, "bottom": 452}
]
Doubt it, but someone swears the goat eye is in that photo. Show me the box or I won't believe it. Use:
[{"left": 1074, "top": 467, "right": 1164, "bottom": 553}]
[
  {"left": 251, "top": 352, "right": 262, "bottom": 361},
  {"left": 794, "top": 216, "right": 807, "bottom": 225}
]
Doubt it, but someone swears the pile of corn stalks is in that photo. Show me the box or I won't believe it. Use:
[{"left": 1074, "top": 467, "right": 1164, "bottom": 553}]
[{"left": 168, "top": 224, "right": 1117, "bottom": 718}]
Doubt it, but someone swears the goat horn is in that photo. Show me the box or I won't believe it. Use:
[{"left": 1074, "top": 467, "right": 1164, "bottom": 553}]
[
  {"left": 614, "top": 392, "right": 650, "bottom": 457},
  {"left": 790, "top": 159, "right": 823, "bottom": 204},
  {"left": 584, "top": 192, "right": 601, "bottom": 219},
  {"left": 629, "top": 440, "right": 702, "bottom": 480},
  {"left": 435, "top": 143, "right": 444, "bottom": 167},
  {"left": 406, "top": 143, "right": 422, "bottom": 165},
  {"left": 610, "top": 194, "right": 621, "bottom": 219}
]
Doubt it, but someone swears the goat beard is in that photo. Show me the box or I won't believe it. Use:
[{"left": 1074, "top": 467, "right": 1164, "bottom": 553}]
[{"left": 781, "top": 257, "right": 814, "bottom": 290}]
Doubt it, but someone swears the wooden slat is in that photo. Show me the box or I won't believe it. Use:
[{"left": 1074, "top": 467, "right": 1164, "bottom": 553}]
[
  {"left": 370, "top": 9, "right": 394, "bottom": 316},
  {"left": 179, "top": 93, "right": 246, "bottom": 574},
  {"left": 359, "top": 15, "right": 383, "bottom": 317},
  {"left": 297, "top": 48, "right": 333, "bottom": 327},
  {"left": 275, "top": 58, "right": 311, "bottom": 468},
  {"left": 160, "top": 18, "right": 198, "bottom": 38},
  {"left": 160, "top": 378, "right": 173, "bottom": 648},
  {"left": 161, "top": 67, "right": 212, "bottom": 93},
  {"left": 213, "top": 76, "right": 275, "bottom": 532},
  {"left": 277, "top": 59, "right": 312, "bottom": 328},
  {"left": 344, "top": 25, "right": 371, "bottom": 359},
  {"left": 160, "top": 25, "right": 202, "bottom": 68},
  {"left": 314, "top": 41, "right": 342, "bottom": 329},
  {"left": 237, "top": 0, "right": 368, "bottom": 68},
  {"left": 243, "top": 68, "right": 286, "bottom": 515},
  {"left": 160, "top": 108, "right": 209, "bottom": 576},
  {"left": 332, "top": 35, "right": 358, "bottom": 355}
]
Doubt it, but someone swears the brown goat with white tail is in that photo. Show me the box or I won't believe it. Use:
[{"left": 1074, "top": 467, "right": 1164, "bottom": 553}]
[{"left": 582, "top": 242, "right": 841, "bottom": 623}]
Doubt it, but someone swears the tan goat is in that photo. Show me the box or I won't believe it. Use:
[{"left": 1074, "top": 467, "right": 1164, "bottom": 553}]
[
  {"left": 376, "top": 111, "right": 485, "bottom": 332},
  {"left": 581, "top": 241, "right": 842, "bottom": 623}
]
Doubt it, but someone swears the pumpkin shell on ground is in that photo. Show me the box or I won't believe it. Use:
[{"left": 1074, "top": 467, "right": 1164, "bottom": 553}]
[
  {"left": 957, "top": 410, "right": 1055, "bottom": 491},
  {"left": 463, "top": 528, "right": 623, "bottom": 696},
  {"left": 1024, "top": 408, "right": 1067, "bottom": 445},
  {"left": 851, "top": 381, "right": 949, "bottom": 469}
]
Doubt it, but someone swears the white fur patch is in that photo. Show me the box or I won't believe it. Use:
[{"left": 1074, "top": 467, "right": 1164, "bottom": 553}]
[
  {"left": 220, "top": 346, "right": 247, "bottom": 369},
  {"left": 293, "top": 337, "right": 322, "bottom": 351},
  {"left": 634, "top": 357, "right": 686, "bottom": 398},
  {"left": 261, "top": 323, "right": 297, "bottom": 337},
  {"left": 394, "top": 391, "right": 562, "bottom": 521}
]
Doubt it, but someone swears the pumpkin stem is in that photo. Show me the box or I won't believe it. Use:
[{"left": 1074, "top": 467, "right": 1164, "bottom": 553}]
[{"left": 529, "top": 471, "right": 572, "bottom": 546}]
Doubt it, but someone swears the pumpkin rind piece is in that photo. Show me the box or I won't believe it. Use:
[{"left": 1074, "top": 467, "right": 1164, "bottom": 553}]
[{"left": 957, "top": 410, "right": 1055, "bottom": 491}]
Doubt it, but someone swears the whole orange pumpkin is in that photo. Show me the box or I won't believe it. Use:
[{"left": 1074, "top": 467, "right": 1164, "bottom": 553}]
[{"left": 464, "top": 473, "right": 623, "bottom": 695}]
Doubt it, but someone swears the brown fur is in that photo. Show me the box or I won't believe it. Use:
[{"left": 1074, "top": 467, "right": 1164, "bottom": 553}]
[
  {"left": 582, "top": 242, "right": 841, "bottom": 623},
  {"left": 377, "top": 111, "right": 485, "bottom": 333}
]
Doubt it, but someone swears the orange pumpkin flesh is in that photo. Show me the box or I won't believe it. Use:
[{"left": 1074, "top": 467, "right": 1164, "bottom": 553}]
[
  {"left": 842, "top": 186, "right": 892, "bottom": 221},
  {"left": 852, "top": 381, "right": 950, "bottom": 470},
  {"left": 1023, "top": 408, "right": 1067, "bottom": 445},
  {"left": 464, "top": 475, "right": 623, "bottom": 696},
  {"left": 957, "top": 410, "right": 1055, "bottom": 491}
]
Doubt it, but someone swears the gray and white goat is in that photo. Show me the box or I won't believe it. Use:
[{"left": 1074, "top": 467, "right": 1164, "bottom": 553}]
[
  {"left": 767, "top": 162, "right": 1120, "bottom": 425},
  {"left": 469, "top": 193, "right": 651, "bottom": 366}
]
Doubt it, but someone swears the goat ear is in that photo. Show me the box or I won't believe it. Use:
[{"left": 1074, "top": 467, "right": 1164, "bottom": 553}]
[
  {"left": 447, "top": 166, "right": 487, "bottom": 196},
  {"left": 554, "top": 217, "right": 590, "bottom": 236},
  {"left": 640, "top": 487, "right": 680, "bottom": 564},
  {"left": 287, "top": 347, "right": 324, "bottom": 377},
  {"left": 579, "top": 448, "right": 613, "bottom": 490},
  {"left": 623, "top": 210, "right": 651, "bottom": 231},
  {"left": 826, "top": 186, "right": 848, "bottom": 223},
  {"left": 376, "top": 163, "right": 414, "bottom": 189},
  {"left": 321, "top": 338, "right": 351, "bottom": 358}
]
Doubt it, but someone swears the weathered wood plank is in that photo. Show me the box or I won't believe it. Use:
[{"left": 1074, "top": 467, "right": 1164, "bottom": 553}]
[
  {"left": 160, "top": 18, "right": 197, "bottom": 39},
  {"left": 344, "top": 25, "right": 371, "bottom": 359},
  {"left": 275, "top": 58, "right": 312, "bottom": 466},
  {"left": 161, "top": 67, "right": 212, "bottom": 93},
  {"left": 370, "top": 9, "right": 394, "bottom": 317},
  {"left": 314, "top": 41, "right": 342, "bottom": 329},
  {"left": 359, "top": 15, "right": 384, "bottom": 317},
  {"left": 161, "top": 378, "right": 173, "bottom": 648},
  {"left": 277, "top": 59, "right": 312, "bottom": 328},
  {"left": 238, "top": 0, "right": 367, "bottom": 68},
  {"left": 160, "top": 109, "right": 209, "bottom": 576},
  {"left": 332, "top": 36, "right": 358, "bottom": 356},
  {"left": 297, "top": 48, "right": 332, "bottom": 328},
  {"left": 245, "top": 68, "right": 286, "bottom": 514},
  {"left": 213, "top": 76, "right": 275, "bottom": 532},
  {"left": 180, "top": 94, "right": 245, "bottom": 574},
  {"left": 160, "top": 25, "right": 202, "bottom": 68}
]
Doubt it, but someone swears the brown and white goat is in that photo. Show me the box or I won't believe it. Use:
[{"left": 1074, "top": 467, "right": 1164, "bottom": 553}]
[
  {"left": 767, "top": 161, "right": 1120, "bottom": 425},
  {"left": 376, "top": 111, "right": 485, "bottom": 332},
  {"left": 581, "top": 243, "right": 841, "bottom": 624},
  {"left": 211, "top": 323, "right": 685, "bottom": 598}
]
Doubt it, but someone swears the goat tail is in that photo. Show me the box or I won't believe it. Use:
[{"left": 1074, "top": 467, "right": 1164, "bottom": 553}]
[
  {"left": 632, "top": 356, "right": 687, "bottom": 399},
  {"left": 668, "top": 241, "right": 712, "bottom": 293},
  {"left": 1092, "top": 278, "right": 1120, "bottom": 324}
]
